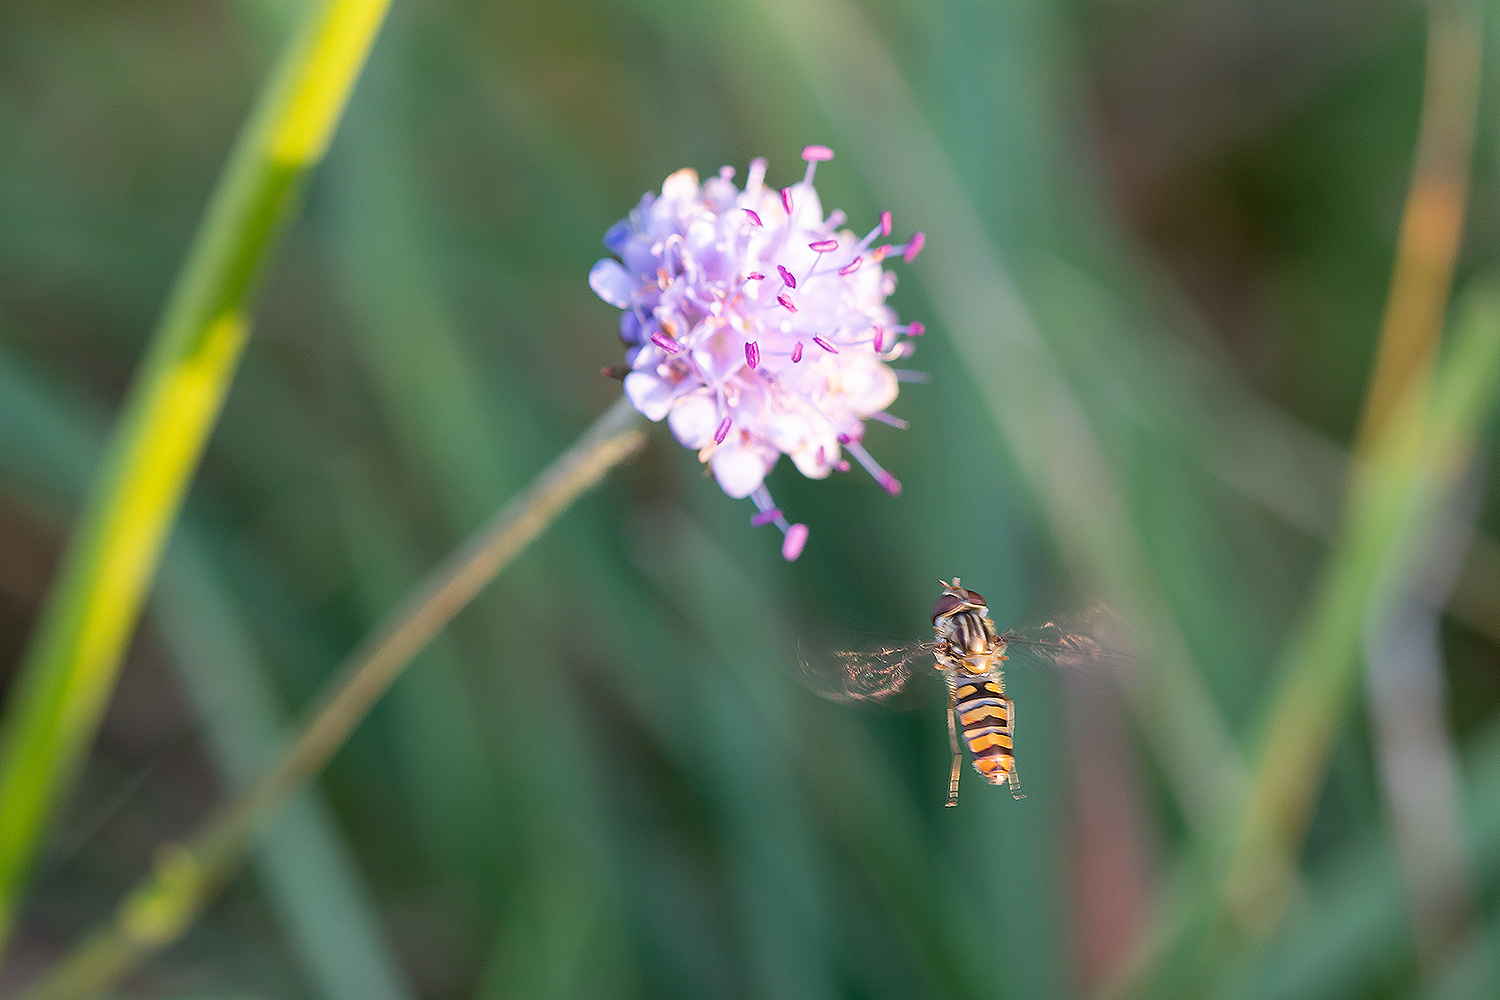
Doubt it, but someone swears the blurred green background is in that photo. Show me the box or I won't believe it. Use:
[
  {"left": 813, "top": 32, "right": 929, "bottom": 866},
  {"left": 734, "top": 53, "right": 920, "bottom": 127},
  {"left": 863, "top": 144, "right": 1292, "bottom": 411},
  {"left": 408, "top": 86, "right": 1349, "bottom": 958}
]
[{"left": 3, "top": 0, "right": 1500, "bottom": 998}]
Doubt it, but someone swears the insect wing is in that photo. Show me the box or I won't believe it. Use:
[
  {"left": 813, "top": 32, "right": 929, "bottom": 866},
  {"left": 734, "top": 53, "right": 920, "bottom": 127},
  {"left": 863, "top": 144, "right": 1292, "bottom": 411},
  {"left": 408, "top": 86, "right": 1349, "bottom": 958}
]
[
  {"left": 998, "top": 612, "right": 1138, "bottom": 685},
  {"left": 798, "top": 638, "right": 937, "bottom": 704}
]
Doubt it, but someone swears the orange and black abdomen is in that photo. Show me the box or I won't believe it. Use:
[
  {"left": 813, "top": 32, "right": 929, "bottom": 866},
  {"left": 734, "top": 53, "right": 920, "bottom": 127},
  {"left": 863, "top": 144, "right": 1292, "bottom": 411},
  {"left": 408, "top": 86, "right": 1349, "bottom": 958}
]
[{"left": 954, "top": 677, "right": 1016, "bottom": 789}]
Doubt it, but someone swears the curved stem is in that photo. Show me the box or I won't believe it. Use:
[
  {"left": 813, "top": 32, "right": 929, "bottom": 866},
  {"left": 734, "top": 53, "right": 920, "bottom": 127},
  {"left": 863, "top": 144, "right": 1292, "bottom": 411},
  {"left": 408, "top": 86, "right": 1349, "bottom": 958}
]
[{"left": 17, "top": 398, "right": 647, "bottom": 1000}]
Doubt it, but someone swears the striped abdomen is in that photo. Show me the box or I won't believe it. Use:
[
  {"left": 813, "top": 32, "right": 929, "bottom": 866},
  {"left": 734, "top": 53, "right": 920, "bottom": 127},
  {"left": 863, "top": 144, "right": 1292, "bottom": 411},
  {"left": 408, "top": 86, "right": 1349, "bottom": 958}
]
[{"left": 954, "top": 676, "right": 1019, "bottom": 794}]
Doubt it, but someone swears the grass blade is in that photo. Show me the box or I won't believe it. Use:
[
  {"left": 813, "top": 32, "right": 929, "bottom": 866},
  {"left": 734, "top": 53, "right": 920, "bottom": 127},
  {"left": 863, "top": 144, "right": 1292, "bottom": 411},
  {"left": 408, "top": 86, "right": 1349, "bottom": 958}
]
[
  {"left": 16, "top": 397, "right": 646, "bottom": 1000},
  {"left": 0, "top": 342, "right": 416, "bottom": 1000},
  {"left": 0, "top": 0, "right": 393, "bottom": 950},
  {"left": 156, "top": 542, "right": 418, "bottom": 1000},
  {"left": 1129, "top": 284, "right": 1500, "bottom": 999}
]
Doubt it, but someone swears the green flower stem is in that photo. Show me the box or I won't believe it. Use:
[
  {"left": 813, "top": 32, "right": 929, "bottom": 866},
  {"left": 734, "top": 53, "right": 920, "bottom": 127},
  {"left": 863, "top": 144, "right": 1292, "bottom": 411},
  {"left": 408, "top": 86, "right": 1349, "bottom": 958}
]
[
  {"left": 17, "top": 397, "right": 646, "bottom": 1000},
  {"left": 0, "top": 0, "right": 392, "bottom": 950}
]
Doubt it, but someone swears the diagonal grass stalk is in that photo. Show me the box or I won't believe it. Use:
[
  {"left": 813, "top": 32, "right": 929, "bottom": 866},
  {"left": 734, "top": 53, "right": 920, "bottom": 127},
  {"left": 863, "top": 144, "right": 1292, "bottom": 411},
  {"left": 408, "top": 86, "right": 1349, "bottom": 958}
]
[
  {"left": 0, "top": 0, "right": 393, "bottom": 952},
  {"left": 1122, "top": 285, "right": 1500, "bottom": 1000},
  {"left": 0, "top": 338, "right": 417, "bottom": 1000},
  {"left": 1351, "top": 0, "right": 1484, "bottom": 978},
  {"left": 1215, "top": 286, "right": 1500, "bottom": 976},
  {"left": 17, "top": 397, "right": 646, "bottom": 1000},
  {"left": 1353, "top": 0, "right": 1481, "bottom": 455}
]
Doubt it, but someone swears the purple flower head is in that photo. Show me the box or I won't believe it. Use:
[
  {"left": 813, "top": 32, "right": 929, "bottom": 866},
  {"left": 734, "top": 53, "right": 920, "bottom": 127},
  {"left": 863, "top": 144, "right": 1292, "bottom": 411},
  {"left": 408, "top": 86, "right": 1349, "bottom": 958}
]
[{"left": 589, "top": 150, "right": 926, "bottom": 559}]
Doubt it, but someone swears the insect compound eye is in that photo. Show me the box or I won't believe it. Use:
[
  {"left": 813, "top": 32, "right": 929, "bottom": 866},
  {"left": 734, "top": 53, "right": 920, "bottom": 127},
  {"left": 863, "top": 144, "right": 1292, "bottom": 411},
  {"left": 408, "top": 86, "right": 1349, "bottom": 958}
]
[
  {"left": 962, "top": 589, "right": 987, "bottom": 608},
  {"left": 931, "top": 593, "right": 965, "bottom": 621}
]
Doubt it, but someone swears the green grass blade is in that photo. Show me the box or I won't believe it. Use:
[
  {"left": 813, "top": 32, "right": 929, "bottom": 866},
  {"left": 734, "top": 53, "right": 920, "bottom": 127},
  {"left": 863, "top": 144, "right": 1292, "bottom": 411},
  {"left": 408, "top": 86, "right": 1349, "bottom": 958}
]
[
  {"left": 0, "top": 0, "right": 392, "bottom": 949},
  {"left": 16, "top": 397, "right": 647, "bottom": 1000},
  {"left": 1132, "top": 284, "right": 1500, "bottom": 998},
  {"left": 156, "top": 542, "right": 417, "bottom": 1000},
  {"left": 0, "top": 343, "right": 416, "bottom": 1000},
  {"left": 1251, "top": 716, "right": 1500, "bottom": 999}
]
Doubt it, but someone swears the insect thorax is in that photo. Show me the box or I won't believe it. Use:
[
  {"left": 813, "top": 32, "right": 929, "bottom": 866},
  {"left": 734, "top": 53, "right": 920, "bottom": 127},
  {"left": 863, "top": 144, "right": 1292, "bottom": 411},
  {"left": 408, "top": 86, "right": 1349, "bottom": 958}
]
[{"left": 934, "top": 609, "right": 995, "bottom": 655}]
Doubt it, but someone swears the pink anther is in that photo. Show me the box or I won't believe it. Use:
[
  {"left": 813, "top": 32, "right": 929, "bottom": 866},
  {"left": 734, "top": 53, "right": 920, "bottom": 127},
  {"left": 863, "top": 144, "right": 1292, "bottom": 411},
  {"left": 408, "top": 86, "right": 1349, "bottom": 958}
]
[
  {"left": 781, "top": 523, "right": 809, "bottom": 561},
  {"left": 903, "top": 231, "right": 925, "bottom": 262}
]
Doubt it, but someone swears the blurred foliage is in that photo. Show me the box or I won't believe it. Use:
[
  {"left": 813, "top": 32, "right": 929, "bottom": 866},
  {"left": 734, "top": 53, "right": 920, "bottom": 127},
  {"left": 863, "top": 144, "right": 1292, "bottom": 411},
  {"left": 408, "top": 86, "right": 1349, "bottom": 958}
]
[{"left": 2, "top": 0, "right": 1500, "bottom": 999}]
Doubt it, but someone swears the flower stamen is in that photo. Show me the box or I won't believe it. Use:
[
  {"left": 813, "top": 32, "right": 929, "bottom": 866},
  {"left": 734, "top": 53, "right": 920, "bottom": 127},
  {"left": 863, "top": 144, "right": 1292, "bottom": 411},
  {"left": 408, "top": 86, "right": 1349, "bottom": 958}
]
[
  {"left": 903, "top": 231, "right": 926, "bottom": 262},
  {"left": 749, "top": 484, "right": 809, "bottom": 561},
  {"left": 845, "top": 439, "right": 902, "bottom": 496}
]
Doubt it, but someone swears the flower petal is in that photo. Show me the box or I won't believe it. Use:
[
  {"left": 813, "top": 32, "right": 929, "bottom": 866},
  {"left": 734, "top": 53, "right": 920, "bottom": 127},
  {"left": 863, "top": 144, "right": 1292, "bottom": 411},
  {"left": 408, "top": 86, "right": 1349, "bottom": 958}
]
[
  {"left": 667, "top": 389, "right": 719, "bottom": 448},
  {"left": 837, "top": 358, "right": 899, "bottom": 415},
  {"left": 589, "top": 259, "right": 637, "bottom": 309},
  {"left": 624, "top": 369, "right": 680, "bottom": 422},
  {"left": 711, "top": 440, "right": 775, "bottom": 499},
  {"left": 604, "top": 219, "right": 634, "bottom": 253}
]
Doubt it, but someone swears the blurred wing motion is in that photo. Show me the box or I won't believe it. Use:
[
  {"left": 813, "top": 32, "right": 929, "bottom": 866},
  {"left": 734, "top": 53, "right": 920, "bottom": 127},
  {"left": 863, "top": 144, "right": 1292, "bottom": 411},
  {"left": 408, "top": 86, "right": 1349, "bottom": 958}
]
[
  {"left": 999, "top": 607, "right": 1139, "bottom": 684},
  {"left": 798, "top": 638, "right": 939, "bottom": 704}
]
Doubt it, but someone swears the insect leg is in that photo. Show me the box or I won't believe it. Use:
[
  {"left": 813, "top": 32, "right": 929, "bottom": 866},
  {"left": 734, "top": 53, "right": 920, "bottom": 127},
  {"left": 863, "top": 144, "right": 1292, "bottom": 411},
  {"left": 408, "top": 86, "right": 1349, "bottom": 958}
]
[
  {"left": 946, "top": 689, "right": 962, "bottom": 807},
  {"left": 1003, "top": 694, "right": 1025, "bottom": 800}
]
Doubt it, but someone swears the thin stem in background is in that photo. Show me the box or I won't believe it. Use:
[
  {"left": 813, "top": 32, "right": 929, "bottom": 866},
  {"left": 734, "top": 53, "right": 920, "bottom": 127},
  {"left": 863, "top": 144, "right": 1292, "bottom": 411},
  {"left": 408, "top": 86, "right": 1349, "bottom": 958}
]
[
  {"left": 15, "top": 397, "right": 646, "bottom": 1000},
  {"left": 1106, "top": 4, "right": 1488, "bottom": 993},
  {"left": 1354, "top": 0, "right": 1481, "bottom": 456},
  {"left": 1354, "top": 2, "right": 1489, "bottom": 980},
  {"left": 1212, "top": 0, "right": 1485, "bottom": 986},
  {"left": 0, "top": 0, "right": 393, "bottom": 952},
  {"left": 1123, "top": 285, "right": 1500, "bottom": 1000}
]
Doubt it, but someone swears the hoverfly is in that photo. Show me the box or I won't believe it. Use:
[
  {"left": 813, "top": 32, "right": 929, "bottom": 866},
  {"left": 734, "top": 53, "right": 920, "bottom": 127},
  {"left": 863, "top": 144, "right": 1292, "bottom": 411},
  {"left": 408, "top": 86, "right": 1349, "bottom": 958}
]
[{"left": 802, "top": 578, "right": 1118, "bottom": 806}]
